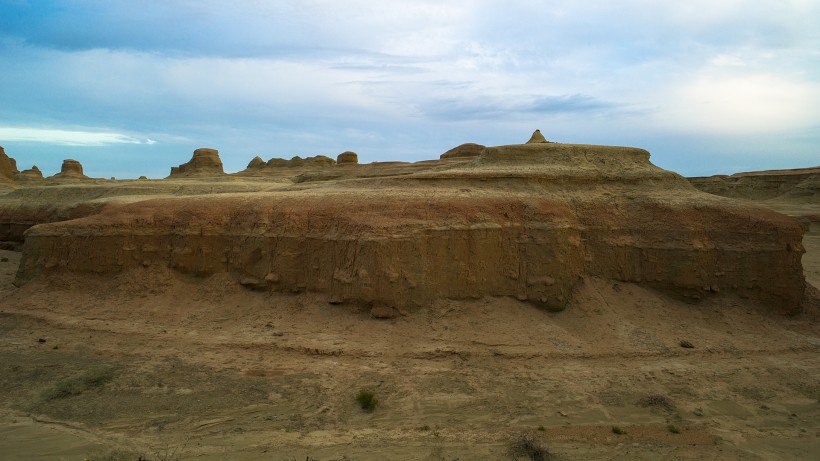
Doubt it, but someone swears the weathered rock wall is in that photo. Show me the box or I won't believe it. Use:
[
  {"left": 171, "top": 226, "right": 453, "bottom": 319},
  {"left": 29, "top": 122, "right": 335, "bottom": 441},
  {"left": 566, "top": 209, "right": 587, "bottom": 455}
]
[{"left": 17, "top": 195, "right": 583, "bottom": 311}]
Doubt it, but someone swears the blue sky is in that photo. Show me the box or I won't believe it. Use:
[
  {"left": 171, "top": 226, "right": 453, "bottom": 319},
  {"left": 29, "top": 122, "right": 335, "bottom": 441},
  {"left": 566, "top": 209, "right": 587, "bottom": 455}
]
[{"left": 0, "top": 0, "right": 818, "bottom": 178}]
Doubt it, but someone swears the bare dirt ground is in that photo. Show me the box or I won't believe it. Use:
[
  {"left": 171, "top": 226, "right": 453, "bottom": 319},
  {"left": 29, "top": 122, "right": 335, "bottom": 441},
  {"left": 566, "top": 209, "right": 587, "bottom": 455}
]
[{"left": 0, "top": 206, "right": 818, "bottom": 460}]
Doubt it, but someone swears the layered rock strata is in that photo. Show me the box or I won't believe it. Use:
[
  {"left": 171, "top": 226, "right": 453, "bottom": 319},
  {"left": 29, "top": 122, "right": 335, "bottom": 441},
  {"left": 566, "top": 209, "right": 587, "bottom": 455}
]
[
  {"left": 169, "top": 148, "right": 224, "bottom": 177},
  {"left": 16, "top": 140, "right": 807, "bottom": 314},
  {"left": 50, "top": 159, "right": 88, "bottom": 179}
]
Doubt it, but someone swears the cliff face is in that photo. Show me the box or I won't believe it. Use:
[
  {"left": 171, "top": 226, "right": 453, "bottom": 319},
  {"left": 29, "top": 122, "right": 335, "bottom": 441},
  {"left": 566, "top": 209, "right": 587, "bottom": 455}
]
[{"left": 14, "top": 141, "right": 808, "bottom": 314}]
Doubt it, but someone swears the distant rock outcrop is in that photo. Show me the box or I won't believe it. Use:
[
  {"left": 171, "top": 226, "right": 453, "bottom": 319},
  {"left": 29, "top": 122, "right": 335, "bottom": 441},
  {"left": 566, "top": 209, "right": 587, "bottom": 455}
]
[
  {"left": 440, "top": 143, "right": 485, "bottom": 159},
  {"left": 169, "top": 148, "right": 224, "bottom": 177},
  {"left": 337, "top": 151, "right": 359, "bottom": 165},
  {"left": 50, "top": 159, "right": 89, "bottom": 180},
  {"left": 689, "top": 166, "right": 820, "bottom": 203},
  {"left": 526, "top": 129, "right": 549, "bottom": 144},
  {"left": 16, "top": 165, "right": 44, "bottom": 182},
  {"left": 246, "top": 156, "right": 266, "bottom": 169},
  {"left": 266, "top": 155, "right": 335, "bottom": 168}
]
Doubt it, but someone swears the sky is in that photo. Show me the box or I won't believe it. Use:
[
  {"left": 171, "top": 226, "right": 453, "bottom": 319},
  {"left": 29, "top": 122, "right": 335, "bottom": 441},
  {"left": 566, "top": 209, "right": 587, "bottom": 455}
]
[{"left": 0, "top": 0, "right": 818, "bottom": 179}]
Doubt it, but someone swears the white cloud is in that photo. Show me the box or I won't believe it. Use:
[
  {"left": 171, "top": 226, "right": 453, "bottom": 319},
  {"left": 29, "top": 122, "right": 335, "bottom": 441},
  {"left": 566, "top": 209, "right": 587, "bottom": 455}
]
[{"left": 0, "top": 126, "right": 153, "bottom": 146}]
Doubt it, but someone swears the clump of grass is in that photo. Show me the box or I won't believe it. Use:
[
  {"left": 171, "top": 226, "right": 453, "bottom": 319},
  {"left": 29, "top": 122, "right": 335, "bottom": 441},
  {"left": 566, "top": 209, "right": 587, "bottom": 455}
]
[
  {"left": 0, "top": 257, "right": 9, "bottom": 262},
  {"left": 507, "top": 431, "right": 551, "bottom": 461},
  {"left": 355, "top": 389, "right": 378, "bottom": 412},
  {"left": 638, "top": 394, "right": 676, "bottom": 412},
  {"left": 667, "top": 424, "right": 680, "bottom": 434},
  {"left": 612, "top": 426, "right": 625, "bottom": 435},
  {"left": 537, "top": 425, "right": 546, "bottom": 431},
  {"left": 41, "top": 365, "right": 115, "bottom": 401}
]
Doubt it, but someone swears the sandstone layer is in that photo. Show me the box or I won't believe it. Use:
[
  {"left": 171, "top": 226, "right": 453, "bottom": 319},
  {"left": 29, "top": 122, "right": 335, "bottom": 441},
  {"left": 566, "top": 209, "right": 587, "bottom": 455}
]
[{"left": 14, "top": 141, "right": 807, "bottom": 314}]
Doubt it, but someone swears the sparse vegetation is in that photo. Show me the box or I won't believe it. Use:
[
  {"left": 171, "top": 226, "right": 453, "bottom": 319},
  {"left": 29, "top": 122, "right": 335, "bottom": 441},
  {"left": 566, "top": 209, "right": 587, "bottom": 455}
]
[
  {"left": 40, "top": 365, "right": 115, "bottom": 401},
  {"left": 0, "top": 257, "right": 8, "bottom": 262},
  {"left": 667, "top": 424, "right": 680, "bottom": 434},
  {"left": 537, "top": 425, "right": 546, "bottom": 431},
  {"left": 638, "top": 394, "right": 675, "bottom": 412},
  {"left": 83, "top": 450, "right": 142, "bottom": 461},
  {"left": 355, "top": 389, "right": 378, "bottom": 412},
  {"left": 507, "top": 431, "right": 551, "bottom": 461},
  {"left": 612, "top": 426, "right": 625, "bottom": 435},
  {"left": 679, "top": 340, "right": 695, "bottom": 348}
]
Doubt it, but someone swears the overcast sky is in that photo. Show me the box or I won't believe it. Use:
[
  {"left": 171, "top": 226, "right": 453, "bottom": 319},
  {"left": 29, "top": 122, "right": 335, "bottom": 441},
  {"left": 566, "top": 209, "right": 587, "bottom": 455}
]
[{"left": 1, "top": 0, "right": 818, "bottom": 178}]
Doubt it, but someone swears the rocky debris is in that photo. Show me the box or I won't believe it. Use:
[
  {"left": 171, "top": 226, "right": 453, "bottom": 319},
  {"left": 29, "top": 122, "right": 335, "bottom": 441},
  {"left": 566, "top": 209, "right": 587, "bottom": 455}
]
[
  {"left": 169, "top": 148, "right": 224, "bottom": 177},
  {"left": 266, "top": 155, "right": 335, "bottom": 168},
  {"left": 50, "top": 159, "right": 89, "bottom": 179},
  {"left": 337, "top": 151, "right": 359, "bottom": 165},
  {"left": 0, "top": 146, "right": 20, "bottom": 184},
  {"left": 15, "top": 139, "right": 808, "bottom": 315},
  {"left": 246, "top": 156, "right": 266, "bottom": 169},
  {"left": 526, "top": 129, "right": 549, "bottom": 144},
  {"left": 440, "top": 143, "right": 485, "bottom": 159}
]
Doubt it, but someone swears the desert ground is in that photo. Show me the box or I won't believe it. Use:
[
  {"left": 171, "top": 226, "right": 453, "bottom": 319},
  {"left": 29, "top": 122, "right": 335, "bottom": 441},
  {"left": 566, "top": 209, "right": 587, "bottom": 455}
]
[{"left": 0, "top": 141, "right": 818, "bottom": 460}]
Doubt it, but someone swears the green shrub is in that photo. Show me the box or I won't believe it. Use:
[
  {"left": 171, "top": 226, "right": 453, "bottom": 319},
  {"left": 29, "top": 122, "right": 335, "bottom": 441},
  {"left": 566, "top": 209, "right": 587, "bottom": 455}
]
[
  {"left": 40, "top": 366, "right": 114, "bottom": 401},
  {"left": 355, "top": 389, "right": 378, "bottom": 412},
  {"left": 667, "top": 424, "right": 680, "bottom": 434},
  {"left": 612, "top": 426, "right": 625, "bottom": 435}
]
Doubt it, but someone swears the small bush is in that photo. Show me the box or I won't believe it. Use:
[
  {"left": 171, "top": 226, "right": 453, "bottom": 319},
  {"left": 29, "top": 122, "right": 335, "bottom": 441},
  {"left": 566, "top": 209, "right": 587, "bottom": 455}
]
[
  {"left": 638, "top": 394, "right": 675, "bottom": 412},
  {"left": 679, "top": 340, "right": 694, "bottom": 349},
  {"left": 508, "top": 431, "right": 550, "bottom": 461},
  {"left": 612, "top": 426, "right": 625, "bottom": 435},
  {"left": 537, "top": 425, "right": 546, "bottom": 431},
  {"left": 667, "top": 424, "right": 680, "bottom": 434},
  {"left": 355, "top": 389, "right": 378, "bottom": 412},
  {"left": 41, "top": 365, "right": 115, "bottom": 401},
  {"left": 0, "top": 257, "right": 9, "bottom": 262}
]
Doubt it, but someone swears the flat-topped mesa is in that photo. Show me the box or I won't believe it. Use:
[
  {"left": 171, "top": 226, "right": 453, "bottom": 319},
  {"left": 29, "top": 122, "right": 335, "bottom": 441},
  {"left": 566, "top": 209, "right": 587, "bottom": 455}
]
[
  {"left": 50, "top": 159, "right": 89, "bottom": 180},
  {"left": 12, "top": 136, "right": 809, "bottom": 315},
  {"left": 440, "top": 143, "right": 486, "bottom": 159},
  {"left": 337, "top": 151, "right": 359, "bottom": 165},
  {"left": 169, "top": 148, "right": 224, "bottom": 177}
]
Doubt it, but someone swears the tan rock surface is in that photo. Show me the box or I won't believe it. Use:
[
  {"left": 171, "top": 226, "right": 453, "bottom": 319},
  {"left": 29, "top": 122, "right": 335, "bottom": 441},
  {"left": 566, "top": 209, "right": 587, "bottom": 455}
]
[
  {"left": 0, "top": 146, "right": 19, "bottom": 185},
  {"left": 337, "top": 151, "right": 359, "bottom": 164}
]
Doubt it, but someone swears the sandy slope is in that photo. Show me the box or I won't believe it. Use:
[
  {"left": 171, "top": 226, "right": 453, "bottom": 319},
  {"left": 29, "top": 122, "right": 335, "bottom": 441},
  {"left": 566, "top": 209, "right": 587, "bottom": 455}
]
[{"left": 0, "top": 218, "right": 818, "bottom": 460}]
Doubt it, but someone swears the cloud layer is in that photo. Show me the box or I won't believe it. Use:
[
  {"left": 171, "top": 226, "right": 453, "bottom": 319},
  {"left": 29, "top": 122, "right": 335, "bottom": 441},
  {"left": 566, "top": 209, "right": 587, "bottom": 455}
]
[{"left": 0, "top": 0, "right": 818, "bottom": 177}]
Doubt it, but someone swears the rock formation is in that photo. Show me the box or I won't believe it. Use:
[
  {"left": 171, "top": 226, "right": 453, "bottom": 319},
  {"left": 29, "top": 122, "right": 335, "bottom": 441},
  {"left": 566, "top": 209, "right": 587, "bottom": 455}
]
[
  {"left": 15, "top": 138, "right": 808, "bottom": 315},
  {"left": 247, "top": 156, "right": 266, "bottom": 169},
  {"left": 526, "top": 129, "right": 549, "bottom": 144},
  {"left": 337, "top": 151, "right": 359, "bottom": 165},
  {"left": 169, "top": 148, "right": 224, "bottom": 177},
  {"left": 50, "top": 159, "right": 89, "bottom": 179},
  {"left": 0, "top": 146, "right": 20, "bottom": 185},
  {"left": 690, "top": 166, "right": 820, "bottom": 203},
  {"left": 440, "top": 143, "right": 486, "bottom": 159},
  {"left": 15, "top": 166, "right": 44, "bottom": 182},
  {"left": 266, "top": 155, "right": 335, "bottom": 168}
]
